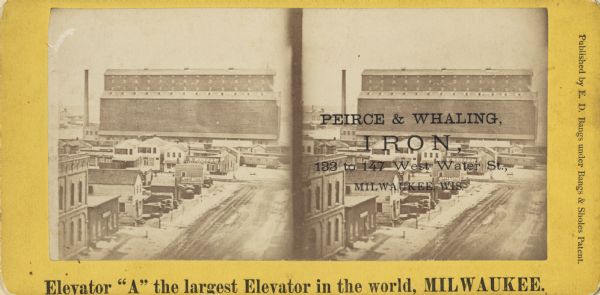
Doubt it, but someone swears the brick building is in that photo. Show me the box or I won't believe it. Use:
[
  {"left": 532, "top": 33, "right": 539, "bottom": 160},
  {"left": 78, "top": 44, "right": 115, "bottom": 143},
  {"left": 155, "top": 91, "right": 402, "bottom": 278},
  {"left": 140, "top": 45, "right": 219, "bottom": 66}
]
[
  {"left": 57, "top": 154, "right": 89, "bottom": 259},
  {"left": 301, "top": 155, "right": 346, "bottom": 259}
]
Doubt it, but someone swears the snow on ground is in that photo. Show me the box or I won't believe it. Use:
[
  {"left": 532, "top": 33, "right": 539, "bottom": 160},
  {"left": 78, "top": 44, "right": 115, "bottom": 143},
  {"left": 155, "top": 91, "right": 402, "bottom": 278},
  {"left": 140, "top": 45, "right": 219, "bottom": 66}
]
[
  {"left": 81, "top": 182, "right": 242, "bottom": 260},
  {"left": 207, "top": 166, "right": 290, "bottom": 183},
  {"left": 240, "top": 186, "right": 291, "bottom": 257},
  {"left": 469, "top": 167, "right": 545, "bottom": 182},
  {"left": 338, "top": 181, "right": 499, "bottom": 260},
  {"left": 58, "top": 125, "right": 83, "bottom": 139},
  {"left": 80, "top": 166, "right": 290, "bottom": 260},
  {"left": 235, "top": 166, "right": 290, "bottom": 182}
]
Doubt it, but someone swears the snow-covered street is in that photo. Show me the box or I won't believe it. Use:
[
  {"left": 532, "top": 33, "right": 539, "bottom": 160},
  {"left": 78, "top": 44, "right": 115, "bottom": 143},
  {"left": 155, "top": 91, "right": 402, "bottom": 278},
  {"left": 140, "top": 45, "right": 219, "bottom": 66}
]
[
  {"left": 78, "top": 167, "right": 293, "bottom": 260},
  {"left": 337, "top": 168, "right": 546, "bottom": 260}
]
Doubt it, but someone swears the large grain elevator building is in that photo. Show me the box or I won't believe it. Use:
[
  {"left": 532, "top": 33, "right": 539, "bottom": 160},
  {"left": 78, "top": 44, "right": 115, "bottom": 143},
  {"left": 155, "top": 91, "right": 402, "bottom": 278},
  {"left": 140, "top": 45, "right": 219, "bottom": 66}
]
[
  {"left": 98, "top": 68, "right": 280, "bottom": 144},
  {"left": 357, "top": 69, "right": 539, "bottom": 145}
]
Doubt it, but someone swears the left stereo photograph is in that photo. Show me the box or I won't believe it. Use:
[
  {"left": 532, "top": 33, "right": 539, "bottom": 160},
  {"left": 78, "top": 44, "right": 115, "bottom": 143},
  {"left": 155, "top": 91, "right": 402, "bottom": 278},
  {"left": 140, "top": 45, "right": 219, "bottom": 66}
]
[{"left": 48, "top": 8, "right": 296, "bottom": 260}]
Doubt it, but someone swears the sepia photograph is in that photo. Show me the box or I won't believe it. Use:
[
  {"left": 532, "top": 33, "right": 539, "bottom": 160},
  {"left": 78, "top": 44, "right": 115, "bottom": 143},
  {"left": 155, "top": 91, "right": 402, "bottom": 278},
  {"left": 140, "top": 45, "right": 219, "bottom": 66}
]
[
  {"left": 4, "top": 0, "right": 600, "bottom": 293},
  {"left": 48, "top": 8, "right": 295, "bottom": 260},
  {"left": 299, "top": 8, "right": 548, "bottom": 260},
  {"left": 48, "top": 7, "right": 548, "bottom": 262}
]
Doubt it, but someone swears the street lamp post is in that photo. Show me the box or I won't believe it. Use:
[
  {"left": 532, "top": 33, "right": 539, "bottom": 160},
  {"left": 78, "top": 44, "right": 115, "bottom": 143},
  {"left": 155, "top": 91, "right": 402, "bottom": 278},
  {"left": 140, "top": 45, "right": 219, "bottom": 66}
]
[{"left": 428, "top": 193, "right": 431, "bottom": 221}]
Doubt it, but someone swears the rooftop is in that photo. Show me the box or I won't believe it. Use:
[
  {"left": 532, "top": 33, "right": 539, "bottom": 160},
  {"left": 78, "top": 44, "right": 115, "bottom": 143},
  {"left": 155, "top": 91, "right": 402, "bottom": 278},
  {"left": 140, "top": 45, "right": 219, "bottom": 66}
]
[
  {"left": 60, "top": 139, "right": 93, "bottom": 148},
  {"left": 316, "top": 140, "right": 350, "bottom": 149},
  {"left": 141, "top": 136, "right": 170, "bottom": 147},
  {"left": 362, "top": 69, "right": 533, "bottom": 76},
  {"left": 164, "top": 142, "right": 188, "bottom": 152},
  {"left": 87, "top": 194, "right": 121, "bottom": 207},
  {"left": 358, "top": 91, "right": 536, "bottom": 101},
  {"left": 409, "top": 173, "right": 433, "bottom": 182},
  {"left": 303, "top": 154, "right": 346, "bottom": 164},
  {"left": 101, "top": 91, "right": 278, "bottom": 100},
  {"left": 346, "top": 170, "right": 400, "bottom": 184},
  {"left": 88, "top": 169, "right": 141, "bottom": 185},
  {"left": 151, "top": 174, "right": 175, "bottom": 187},
  {"left": 105, "top": 68, "right": 275, "bottom": 76},
  {"left": 58, "top": 154, "right": 89, "bottom": 163},
  {"left": 469, "top": 140, "right": 511, "bottom": 148},
  {"left": 211, "top": 139, "right": 254, "bottom": 148},
  {"left": 345, "top": 195, "right": 378, "bottom": 207},
  {"left": 115, "top": 138, "right": 141, "bottom": 148}
]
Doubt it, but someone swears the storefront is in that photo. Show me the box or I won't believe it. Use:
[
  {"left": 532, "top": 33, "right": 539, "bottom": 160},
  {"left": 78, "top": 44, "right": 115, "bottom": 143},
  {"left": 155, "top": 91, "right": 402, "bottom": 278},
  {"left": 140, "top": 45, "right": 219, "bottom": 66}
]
[{"left": 87, "top": 195, "right": 120, "bottom": 245}]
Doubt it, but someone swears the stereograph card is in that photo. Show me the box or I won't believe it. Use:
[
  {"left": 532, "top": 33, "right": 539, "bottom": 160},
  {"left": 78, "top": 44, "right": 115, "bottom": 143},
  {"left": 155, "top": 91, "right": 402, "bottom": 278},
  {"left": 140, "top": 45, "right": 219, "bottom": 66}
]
[{"left": 0, "top": 1, "right": 598, "bottom": 294}]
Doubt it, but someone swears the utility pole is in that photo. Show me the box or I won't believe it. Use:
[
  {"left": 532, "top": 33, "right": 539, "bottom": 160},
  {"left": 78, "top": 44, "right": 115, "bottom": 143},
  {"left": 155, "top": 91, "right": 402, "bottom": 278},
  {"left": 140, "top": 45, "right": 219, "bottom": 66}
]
[
  {"left": 415, "top": 212, "right": 419, "bottom": 229},
  {"left": 428, "top": 194, "right": 432, "bottom": 221}
]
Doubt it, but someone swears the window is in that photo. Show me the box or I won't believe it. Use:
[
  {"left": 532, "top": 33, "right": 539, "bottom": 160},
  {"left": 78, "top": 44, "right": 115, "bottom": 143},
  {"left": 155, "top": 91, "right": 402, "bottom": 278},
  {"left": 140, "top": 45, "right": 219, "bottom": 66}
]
[
  {"left": 335, "top": 181, "right": 340, "bottom": 203},
  {"left": 307, "top": 146, "right": 311, "bottom": 153},
  {"left": 335, "top": 218, "right": 340, "bottom": 242},
  {"left": 77, "top": 218, "right": 82, "bottom": 242},
  {"left": 153, "top": 147, "right": 157, "bottom": 154},
  {"left": 327, "top": 183, "right": 332, "bottom": 206},
  {"left": 119, "top": 203, "right": 126, "bottom": 213},
  {"left": 69, "top": 221, "right": 74, "bottom": 246},
  {"left": 306, "top": 189, "right": 312, "bottom": 213},
  {"left": 315, "top": 186, "right": 321, "bottom": 210},
  {"left": 326, "top": 221, "right": 332, "bottom": 246},
  {"left": 345, "top": 185, "right": 351, "bottom": 195},
  {"left": 115, "top": 148, "right": 128, "bottom": 155},
  {"left": 377, "top": 203, "right": 383, "bottom": 213},
  {"left": 178, "top": 153, "right": 181, "bottom": 158},
  {"left": 138, "top": 147, "right": 153, "bottom": 153},
  {"left": 70, "top": 183, "right": 75, "bottom": 206},
  {"left": 78, "top": 181, "right": 82, "bottom": 203},
  {"left": 88, "top": 185, "right": 93, "bottom": 194},
  {"left": 59, "top": 186, "right": 64, "bottom": 210}
]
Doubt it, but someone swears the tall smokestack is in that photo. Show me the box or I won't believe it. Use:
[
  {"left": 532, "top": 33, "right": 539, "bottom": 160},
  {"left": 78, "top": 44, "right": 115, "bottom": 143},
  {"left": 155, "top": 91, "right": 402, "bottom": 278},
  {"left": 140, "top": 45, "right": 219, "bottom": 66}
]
[
  {"left": 341, "top": 69, "right": 347, "bottom": 115},
  {"left": 84, "top": 69, "right": 89, "bottom": 127}
]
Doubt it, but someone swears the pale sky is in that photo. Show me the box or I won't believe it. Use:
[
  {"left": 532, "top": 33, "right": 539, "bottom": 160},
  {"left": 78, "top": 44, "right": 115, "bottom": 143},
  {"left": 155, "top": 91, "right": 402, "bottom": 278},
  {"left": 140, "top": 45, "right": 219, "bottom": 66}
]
[
  {"left": 48, "top": 8, "right": 548, "bottom": 144},
  {"left": 48, "top": 8, "right": 293, "bottom": 142},
  {"left": 303, "top": 9, "right": 548, "bottom": 144}
]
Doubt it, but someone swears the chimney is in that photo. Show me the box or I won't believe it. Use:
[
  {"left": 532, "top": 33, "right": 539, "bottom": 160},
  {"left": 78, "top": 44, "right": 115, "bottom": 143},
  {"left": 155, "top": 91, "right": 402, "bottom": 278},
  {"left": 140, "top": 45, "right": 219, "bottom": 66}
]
[
  {"left": 341, "top": 69, "right": 347, "bottom": 115},
  {"left": 84, "top": 69, "right": 89, "bottom": 127}
]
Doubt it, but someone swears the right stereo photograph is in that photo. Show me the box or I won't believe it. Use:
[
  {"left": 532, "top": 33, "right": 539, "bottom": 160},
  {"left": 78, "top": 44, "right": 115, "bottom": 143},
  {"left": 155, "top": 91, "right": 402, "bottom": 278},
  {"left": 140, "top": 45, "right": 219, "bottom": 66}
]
[{"left": 299, "top": 8, "right": 548, "bottom": 260}]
